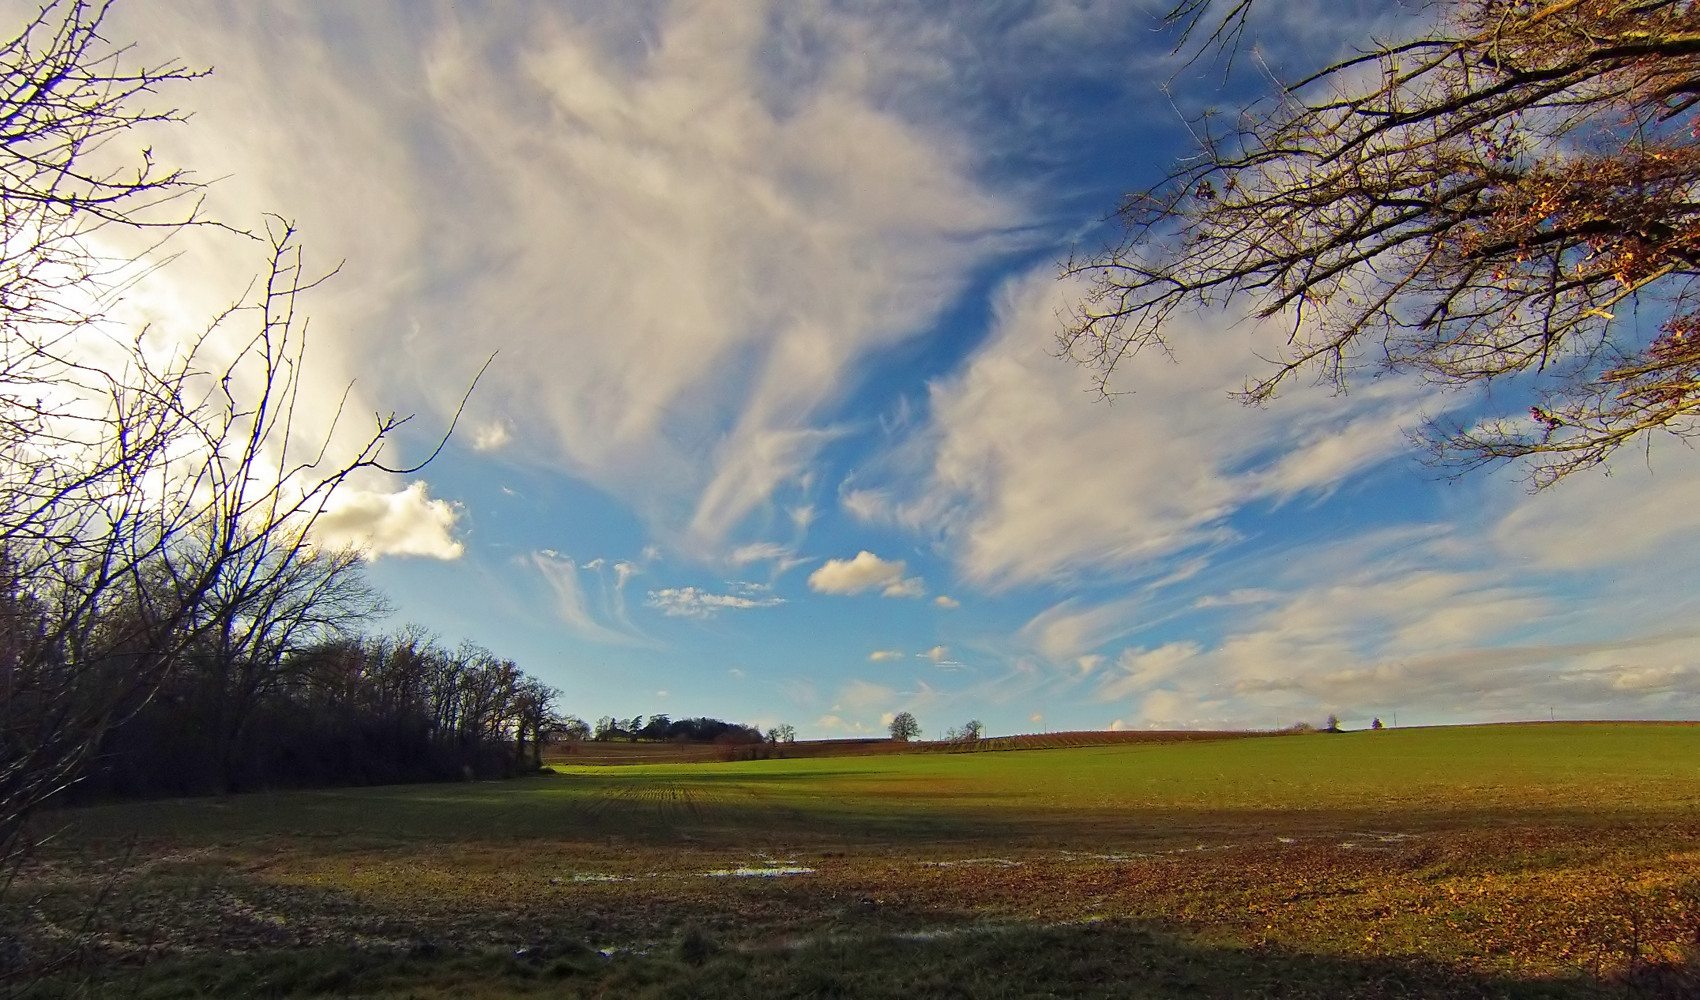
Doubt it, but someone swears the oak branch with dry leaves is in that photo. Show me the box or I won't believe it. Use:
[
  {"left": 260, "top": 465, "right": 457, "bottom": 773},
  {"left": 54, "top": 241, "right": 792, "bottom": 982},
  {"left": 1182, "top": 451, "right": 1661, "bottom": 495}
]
[{"left": 1062, "top": 0, "right": 1700, "bottom": 487}]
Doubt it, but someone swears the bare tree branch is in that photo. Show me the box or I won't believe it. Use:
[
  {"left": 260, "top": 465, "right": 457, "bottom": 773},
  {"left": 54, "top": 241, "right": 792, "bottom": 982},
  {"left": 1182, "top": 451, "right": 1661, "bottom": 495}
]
[{"left": 1064, "top": 0, "right": 1700, "bottom": 486}]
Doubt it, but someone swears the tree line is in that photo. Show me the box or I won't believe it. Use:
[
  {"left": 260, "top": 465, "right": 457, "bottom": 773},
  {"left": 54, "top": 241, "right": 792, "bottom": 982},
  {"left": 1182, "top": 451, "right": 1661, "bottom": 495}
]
[
  {"left": 82, "top": 626, "right": 562, "bottom": 799},
  {"left": 591, "top": 714, "right": 765, "bottom": 745}
]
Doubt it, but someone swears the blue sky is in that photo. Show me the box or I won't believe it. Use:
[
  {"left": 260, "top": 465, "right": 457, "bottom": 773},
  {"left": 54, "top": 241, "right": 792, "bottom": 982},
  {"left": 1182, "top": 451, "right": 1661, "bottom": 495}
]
[{"left": 94, "top": 0, "right": 1700, "bottom": 738}]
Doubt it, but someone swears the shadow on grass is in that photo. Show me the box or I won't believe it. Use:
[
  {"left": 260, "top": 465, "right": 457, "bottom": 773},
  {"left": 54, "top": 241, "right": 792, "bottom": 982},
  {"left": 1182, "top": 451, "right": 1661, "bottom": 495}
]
[
  {"left": 46, "top": 767, "right": 1700, "bottom": 857},
  {"left": 18, "top": 919, "right": 1686, "bottom": 999}
]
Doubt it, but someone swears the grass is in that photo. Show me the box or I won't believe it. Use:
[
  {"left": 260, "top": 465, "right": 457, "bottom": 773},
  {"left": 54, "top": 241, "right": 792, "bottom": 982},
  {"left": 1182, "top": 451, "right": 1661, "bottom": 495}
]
[{"left": 12, "top": 723, "right": 1700, "bottom": 997}]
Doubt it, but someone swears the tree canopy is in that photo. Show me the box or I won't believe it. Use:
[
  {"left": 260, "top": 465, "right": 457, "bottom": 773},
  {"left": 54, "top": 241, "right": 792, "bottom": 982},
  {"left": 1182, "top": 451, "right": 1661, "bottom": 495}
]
[{"left": 1063, "top": 0, "right": 1700, "bottom": 486}]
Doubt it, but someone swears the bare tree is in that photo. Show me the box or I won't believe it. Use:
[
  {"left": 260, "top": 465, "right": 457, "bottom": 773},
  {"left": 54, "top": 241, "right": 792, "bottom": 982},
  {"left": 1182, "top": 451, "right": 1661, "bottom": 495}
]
[
  {"left": 0, "top": 0, "right": 478, "bottom": 910},
  {"left": 0, "top": 225, "right": 457, "bottom": 869},
  {"left": 1063, "top": 0, "right": 1700, "bottom": 486},
  {"left": 512, "top": 675, "right": 560, "bottom": 768},
  {"left": 945, "top": 719, "right": 984, "bottom": 743}
]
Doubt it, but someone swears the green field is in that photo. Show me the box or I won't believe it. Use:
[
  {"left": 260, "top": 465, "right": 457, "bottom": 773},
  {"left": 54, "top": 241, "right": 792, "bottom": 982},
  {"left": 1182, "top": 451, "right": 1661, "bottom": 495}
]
[{"left": 13, "top": 724, "right": 1700, "bottom": 997}]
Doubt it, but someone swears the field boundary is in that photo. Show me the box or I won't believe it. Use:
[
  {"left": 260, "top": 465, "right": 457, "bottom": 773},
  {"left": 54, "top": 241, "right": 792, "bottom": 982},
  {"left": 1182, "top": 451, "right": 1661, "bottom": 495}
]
[{"left": 545, "top": 728, "right": 1292, "bottom": 766}]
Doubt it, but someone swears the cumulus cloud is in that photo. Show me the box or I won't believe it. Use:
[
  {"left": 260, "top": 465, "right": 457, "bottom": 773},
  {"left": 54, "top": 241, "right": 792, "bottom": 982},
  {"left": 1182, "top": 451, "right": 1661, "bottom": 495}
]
[
  {"left": 934, "top": 595, "right": 960, "bottom": 608},
  {"left": 868, "top": 650, "right": 905, "bottom": 661},
  {"left": 808, "top": 550, "right": 925, "bottom": 597},
  {"left": 646, "top": 586, "right": 785, "bottom": 618},
  {"left": 313, "top": 481, "right": 463, "bottom": 559}
]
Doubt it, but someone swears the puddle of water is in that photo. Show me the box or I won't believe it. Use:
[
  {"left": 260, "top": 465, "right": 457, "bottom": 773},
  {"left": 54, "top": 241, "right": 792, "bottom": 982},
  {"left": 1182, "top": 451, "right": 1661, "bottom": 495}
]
[
  {"left": 1276, "top": 837, "right": 1297, "bottom": 844},
  {"left": 703, "top": 866, "right": 815, "bottom": 878},
  {"left": 1060, "top": 851, "right": 1152, "bottom": 862},
  {"left": 570, "top": 874, "right": 634, "bottom": 883},
  {"left": 895, "top": 927, "right": 981, "bottom": 941},
  {"left": 919, "top": 858, "right": 1021, "bottom": 868},
  {"left": 1159, "top": 844, "right": 1232, "bottom": 855},
  {"left": 742, "top": 918, "right": 1110, "bottom": 955}
]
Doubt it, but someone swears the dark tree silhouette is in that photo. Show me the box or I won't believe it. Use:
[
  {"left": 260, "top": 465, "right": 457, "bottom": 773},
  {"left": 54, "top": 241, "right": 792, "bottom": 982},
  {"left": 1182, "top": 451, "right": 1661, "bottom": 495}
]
[{"left": 0, "top": 1, "right": 487, "bottom": 888}]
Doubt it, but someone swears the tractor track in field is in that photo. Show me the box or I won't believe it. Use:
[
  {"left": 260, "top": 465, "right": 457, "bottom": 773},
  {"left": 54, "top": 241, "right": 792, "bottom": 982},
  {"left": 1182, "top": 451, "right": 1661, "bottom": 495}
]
[{"left": 575, "top": 779, "right": 754, "bottom": 829}]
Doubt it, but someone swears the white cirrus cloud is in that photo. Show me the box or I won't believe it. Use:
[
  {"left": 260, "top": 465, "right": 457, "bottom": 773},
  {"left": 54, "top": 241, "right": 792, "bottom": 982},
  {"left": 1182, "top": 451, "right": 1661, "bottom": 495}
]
[
  {"left": 731, "top": 542, "right": 792, "bottom": 565},
  {"left": 472, "top": 421, "right": 512, "bottom": 451},
  {"left": 1192, "top": 589, "right": 1280, "bottom": 609},
  {"left": 1016, "top": 595, "right": 1151, "bottom": 665},
  {"left": 881, "top": 576, "right": 928, "bottom": 599},
  {"left": 646, "top": 586, "right": 785, "bottom": 618},
  {"left": 919, "top": 645, "right": 964, "bottom": 669},
  {"left": 114, "top": 1, "right": 1020, "bottom": 567},
  {"left": 868, "top": 269, "right": 1437, "bottom": 588},
  {"left": 815, "top": 714, "right": 878, "bottom": 735},
  {"left": 313, "top": 481, "right": 463, "bottom": 560},
  {"left": 808, "top": 550, "right": 925, "bottom": 598},
  {"left": 868, "top": 650, "right": 905, "bottom": 661},
  {"left": 530, "top": 550, "right": 649, "bottom": 646},
  {"left": 407, "top": 2, "right": 1017, "bottom": 558},
  {"left": 841, "top": 488, "right": 892, "bottom": 522},
  {"left": 1086, "top": 517, "right": 1700, "bottom": 728},
  {"left": 838, "top": 679, "right": 897, "bottom": 711}
]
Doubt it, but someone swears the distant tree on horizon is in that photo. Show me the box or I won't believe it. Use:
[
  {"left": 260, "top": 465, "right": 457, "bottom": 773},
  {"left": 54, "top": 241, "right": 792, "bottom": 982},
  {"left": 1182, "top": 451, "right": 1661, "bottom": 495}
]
[
  {"left": 945, "top": 720, "right": 984, "bottom": 742},
  {"left": 888, "top": 711, "right": 921, "bottom": 742}
]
